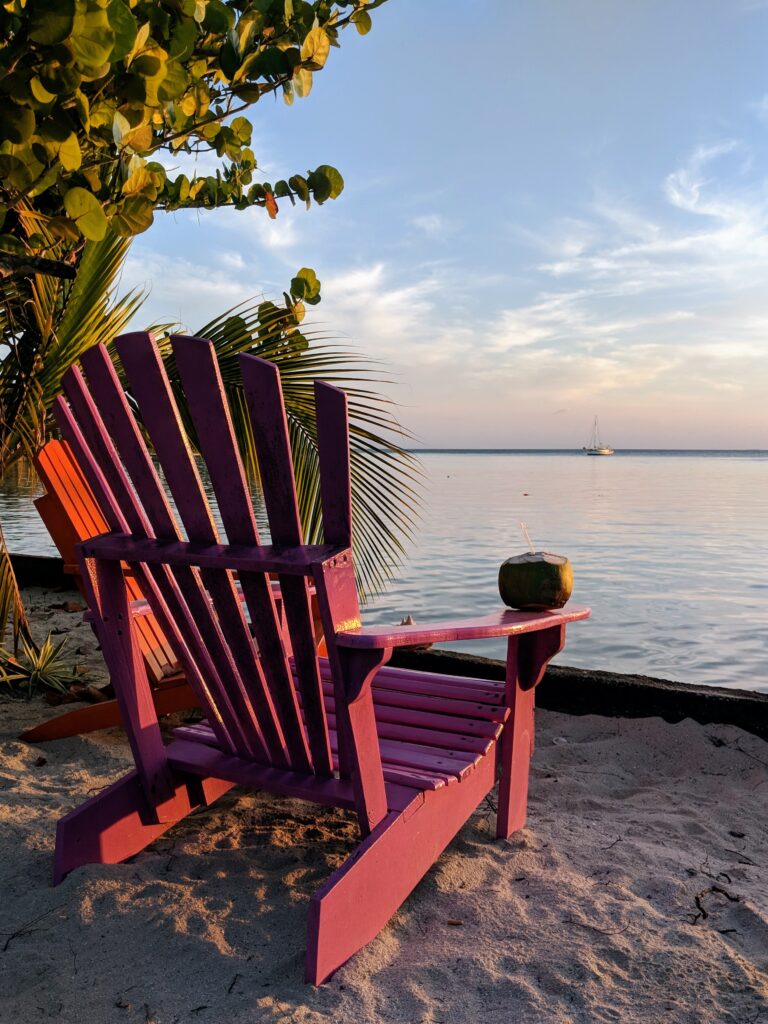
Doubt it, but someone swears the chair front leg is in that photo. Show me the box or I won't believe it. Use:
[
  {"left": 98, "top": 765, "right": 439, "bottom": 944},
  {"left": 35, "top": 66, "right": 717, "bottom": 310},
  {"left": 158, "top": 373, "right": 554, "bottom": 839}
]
[
  {"left": 337, "top": 646, "right": 391, "bottom": 837},
  {"left": 496, "top": 624, "right": 565, "bottom": 839},
  {"left": 91, "top": 556, "right": 179, "bottom": 822}
]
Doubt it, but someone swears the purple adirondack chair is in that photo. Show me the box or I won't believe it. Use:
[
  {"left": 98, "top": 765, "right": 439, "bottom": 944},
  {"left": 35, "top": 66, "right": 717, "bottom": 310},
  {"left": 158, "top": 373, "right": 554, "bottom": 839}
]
[{"left": 51, "top": 332, "right": 590, "bottom": 983}]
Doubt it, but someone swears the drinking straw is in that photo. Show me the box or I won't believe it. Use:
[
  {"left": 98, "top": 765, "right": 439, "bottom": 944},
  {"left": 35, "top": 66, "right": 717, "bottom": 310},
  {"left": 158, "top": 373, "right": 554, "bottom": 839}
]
[{"left": 520, "top": 522, "right": 535, "bottom": 554}]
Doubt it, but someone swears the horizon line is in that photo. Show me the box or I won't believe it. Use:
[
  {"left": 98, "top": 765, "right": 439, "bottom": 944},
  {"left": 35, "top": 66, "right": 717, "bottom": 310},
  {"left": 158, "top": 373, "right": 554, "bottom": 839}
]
[{"left": 405, "top": 447, "right": 768, "bottom": 453}]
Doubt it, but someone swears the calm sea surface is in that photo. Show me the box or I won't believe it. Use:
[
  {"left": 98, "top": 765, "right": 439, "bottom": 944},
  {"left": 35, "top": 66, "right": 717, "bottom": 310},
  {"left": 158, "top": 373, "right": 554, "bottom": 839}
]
[
  {"left": 2, "top": 451, "right": 766, "bottom": 691},
  {"left": 363, "top": 451, "right": 768, "bottom": 692}
]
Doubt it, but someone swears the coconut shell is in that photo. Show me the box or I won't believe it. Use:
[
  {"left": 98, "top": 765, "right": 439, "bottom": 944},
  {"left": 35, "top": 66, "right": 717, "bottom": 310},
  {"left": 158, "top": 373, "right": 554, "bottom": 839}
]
[{"left": 498, "top": 551, "right": 573, "bottom": 610}]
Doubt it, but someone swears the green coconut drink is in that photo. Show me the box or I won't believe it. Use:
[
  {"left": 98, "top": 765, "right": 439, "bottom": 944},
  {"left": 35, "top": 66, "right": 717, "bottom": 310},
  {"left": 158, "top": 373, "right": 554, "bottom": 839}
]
[{"left": 498, "top": 551, "right": 573, "bottom": 611}]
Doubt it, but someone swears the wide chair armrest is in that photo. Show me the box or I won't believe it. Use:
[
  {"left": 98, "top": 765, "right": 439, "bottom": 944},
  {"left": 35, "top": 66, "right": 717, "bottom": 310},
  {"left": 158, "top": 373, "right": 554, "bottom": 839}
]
[{"left": 336, "top": 605, "right": 591, "bottom": 650}]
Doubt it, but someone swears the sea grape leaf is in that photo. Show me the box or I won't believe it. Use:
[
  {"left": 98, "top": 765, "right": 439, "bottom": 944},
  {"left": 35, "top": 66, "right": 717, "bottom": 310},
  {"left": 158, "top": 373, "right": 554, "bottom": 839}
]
[
  {"left": 63, "top": 187, "right": 108, "bottom": 240},
  {"left": 58, "top": 132, "right": 82, "bottom": 170},
  {"left": 111, "top": 195, "right": 155, "bottom": 235},
  {"left": 0, "top": 104, "right": 36, "bottom": 145},
  {"left": 28, "top": 0, "right": 76, "bottom": 44},
  {"left": 301, "top": 26, "right": 330, "bottom": 70},
  {"left": 351, "top": 10, "right": 372, "bottom": 35},
  {"left": 108, "top": 0, "right": 139, "bottom": 61},
  {"left": 290, "top": 266, "right": 321, "bottom": 304}
]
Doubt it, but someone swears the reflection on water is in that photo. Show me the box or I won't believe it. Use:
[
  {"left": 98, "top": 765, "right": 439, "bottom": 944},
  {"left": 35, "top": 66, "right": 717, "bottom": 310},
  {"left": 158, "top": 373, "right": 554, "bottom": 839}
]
[
  {"left": 0, "top": 462, "right": 50, "bottom": 557},
  {"left": 2, "top": 450, "right": 766, "bottom": 691}
]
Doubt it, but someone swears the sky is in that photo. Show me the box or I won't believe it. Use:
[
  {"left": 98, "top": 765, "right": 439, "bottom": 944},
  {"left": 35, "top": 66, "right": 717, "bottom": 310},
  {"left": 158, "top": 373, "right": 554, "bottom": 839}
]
[{"left": 121, "top": 0, "right": 768, "bottom": 449}]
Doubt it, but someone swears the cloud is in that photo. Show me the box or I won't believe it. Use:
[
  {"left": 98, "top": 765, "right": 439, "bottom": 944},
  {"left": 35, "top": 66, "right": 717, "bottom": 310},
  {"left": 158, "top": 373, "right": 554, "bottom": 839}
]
[
  {"left": 120, "top": 248, "right": 277, "bottom": 332},
  {"left": 336, "top": 141, "right": 768, "bottom": 442},
  {"left": 119, "top": 136, "right": 768, "bottom": 446},
  {"left": 318, "top": 263, "right": 440, "bottom": 357},
  {"left": 538, "top": 142, "right": 768, "bottom": 296},
  {"left": 411, "top": 214, "right": 448, "bottom": 237}
]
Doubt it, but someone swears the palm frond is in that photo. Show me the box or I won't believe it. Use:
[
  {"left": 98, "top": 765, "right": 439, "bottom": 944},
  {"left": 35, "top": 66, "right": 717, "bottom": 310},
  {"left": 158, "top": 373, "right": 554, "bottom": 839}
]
[
  {"left": 160, "top": 299, "right": 422, "bottom": 599},
  {"left": 0, "top": 225, "right": 147, "bottom": 645},
  {"left": 0, "top": 228, "right": 147, "bottom": 471},
  {"left": 0, "top": 522, "right": 31, "bottom": 651}
]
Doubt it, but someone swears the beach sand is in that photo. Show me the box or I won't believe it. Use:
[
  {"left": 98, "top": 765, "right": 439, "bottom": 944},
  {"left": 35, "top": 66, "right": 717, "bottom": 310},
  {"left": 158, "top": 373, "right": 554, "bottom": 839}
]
[{"left": 1, "top": 590, "right": 768, "bottom": 1023}]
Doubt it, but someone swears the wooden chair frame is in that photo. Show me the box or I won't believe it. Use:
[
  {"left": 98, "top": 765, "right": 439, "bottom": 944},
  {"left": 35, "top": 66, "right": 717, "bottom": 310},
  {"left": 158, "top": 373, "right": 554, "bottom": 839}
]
[{"left": 49, "top": 332, "right": 589, "bottom": 983}]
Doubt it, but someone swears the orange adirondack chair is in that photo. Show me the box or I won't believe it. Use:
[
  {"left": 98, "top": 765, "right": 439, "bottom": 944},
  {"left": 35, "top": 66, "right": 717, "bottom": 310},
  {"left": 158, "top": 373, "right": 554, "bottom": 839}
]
[
  {"left": 51, "top": 333, "right": 590, "bottom": 982},
  {"left": 22, "top": 440, "right": 196, "bottom": 742}
]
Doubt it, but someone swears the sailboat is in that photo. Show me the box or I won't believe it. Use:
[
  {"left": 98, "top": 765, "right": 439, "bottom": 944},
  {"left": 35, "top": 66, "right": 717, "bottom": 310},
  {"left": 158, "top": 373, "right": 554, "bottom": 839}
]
[{"left": 583, "top": 416, "right": 614, "bottom": 456}]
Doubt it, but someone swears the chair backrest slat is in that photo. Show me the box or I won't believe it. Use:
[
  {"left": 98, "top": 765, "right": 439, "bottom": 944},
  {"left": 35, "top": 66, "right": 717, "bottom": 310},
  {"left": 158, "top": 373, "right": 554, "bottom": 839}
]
[
  {"left": 93, "top": 334, "right": 274, "bottom": 763},
  {"left": 35, "top": 439, "right": 178, "bottom": 681},
  {"left": 53, "top": 387, "right": 244, "bottom": 754},
  {"left": 113, "top": 334, "right": 292, "bottom": 765},
  {"left": 238, "top": 355, "right": 304, "bottom": 546},
  {"left": 60, "top": 355, "right": 258, "bottom": 758},
  {"left": 311, "top": 379, "right": 362, "bottom": 777},
  {"left": 240, "top": 355, "right": 333, "bottom": 776},
  {"left": 114, "top": 334, "right": 219, "bottom": 543},
  {"left": 170, "top": 334, "right": 310, "bottom": 771},
  {"left": 35, "top": 439, "right": 108, "bottom": 542},
  {"left": 77, "top": 350, "right": 178, "bottom": 538},
  {"left": 314, "top": 382, "right": 353, "bottom": 549}
]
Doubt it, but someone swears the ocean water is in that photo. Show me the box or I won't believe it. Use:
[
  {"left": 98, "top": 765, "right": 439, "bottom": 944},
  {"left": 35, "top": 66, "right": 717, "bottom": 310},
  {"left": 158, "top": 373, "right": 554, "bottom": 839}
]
[
  {"left": 364, "top": 451, "right": 768, "bottom": 692},
  {"left": 2, "top": 451, "right": 766, "bottom": 691}
]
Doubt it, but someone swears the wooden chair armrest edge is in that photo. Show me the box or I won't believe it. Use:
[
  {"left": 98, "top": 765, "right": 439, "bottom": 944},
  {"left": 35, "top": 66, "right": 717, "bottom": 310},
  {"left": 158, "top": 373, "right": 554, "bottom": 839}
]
[{"left": 335, "top": 605, "right": 591, "bottom": 650}]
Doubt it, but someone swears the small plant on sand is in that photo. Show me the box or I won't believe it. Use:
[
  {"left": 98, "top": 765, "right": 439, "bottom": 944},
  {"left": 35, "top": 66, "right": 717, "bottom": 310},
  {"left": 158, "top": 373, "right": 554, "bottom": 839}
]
[{"left": 0, "top": 634, "right": 79, "bottom": 697}]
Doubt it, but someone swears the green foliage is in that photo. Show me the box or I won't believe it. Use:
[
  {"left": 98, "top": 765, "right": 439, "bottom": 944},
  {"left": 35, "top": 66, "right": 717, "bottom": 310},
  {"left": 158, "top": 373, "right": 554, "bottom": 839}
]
[
  {"left": 0, "top": 0, "right": 388, "bottom": 276},
  {"left": 0, "top": 228, "right": 420, "bottom": 645},
  {"left": 0, "top": 633, "right": 78, "bottom": 695},
  {"left": 0, "top": 215, "right": 144, "bottom": 469}
]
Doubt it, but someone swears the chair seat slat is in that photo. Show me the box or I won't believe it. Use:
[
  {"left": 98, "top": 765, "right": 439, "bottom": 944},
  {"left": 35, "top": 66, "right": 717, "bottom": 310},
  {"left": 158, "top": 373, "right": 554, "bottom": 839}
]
[
  {"left": 167, "top": 740, "right": 356, "bottom": 809},
  {"left": 294, "top": 676, "right": 504, "bottom": 742},
  {"left": 365, "top": 669, "right": 506, "bottom": 706},
  {"left": 321, "top": 710, "right": 497, "bottom": 755},
  {"left": 171, "top": 724, "right": 456, "bottom": 790},
  {"left": 315, "top": 686, "right": 504, "bottom": 738}
]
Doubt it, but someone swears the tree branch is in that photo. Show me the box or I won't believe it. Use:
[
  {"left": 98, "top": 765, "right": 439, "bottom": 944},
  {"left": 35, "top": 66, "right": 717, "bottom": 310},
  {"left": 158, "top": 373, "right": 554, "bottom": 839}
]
[{"left": 0, "top": 254, "right": 76, "bottom": 282}]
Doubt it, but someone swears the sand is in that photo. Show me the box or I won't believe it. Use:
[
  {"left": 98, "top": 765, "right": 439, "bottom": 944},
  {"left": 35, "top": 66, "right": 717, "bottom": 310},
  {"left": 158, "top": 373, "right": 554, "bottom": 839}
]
[{"left": 1, "top": 589, "right": 768, "bottom": 1023}]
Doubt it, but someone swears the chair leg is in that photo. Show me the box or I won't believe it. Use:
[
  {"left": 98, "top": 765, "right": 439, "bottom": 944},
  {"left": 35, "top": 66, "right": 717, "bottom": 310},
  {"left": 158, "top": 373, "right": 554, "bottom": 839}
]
[
  {"left": 53, "top": 769, "right": 232, "bottom": 885},
  {"left": 496, "top": 680, "right": 536, "bottom": 839},
  {"left": 20, "top": 681, "right": 197, "bottom": 743},
  {"left": 306, "top": 754, "right": 496, "bottom": 984},
  {"left": 496, "top": 626, "right": 565, "bottom": 840}
]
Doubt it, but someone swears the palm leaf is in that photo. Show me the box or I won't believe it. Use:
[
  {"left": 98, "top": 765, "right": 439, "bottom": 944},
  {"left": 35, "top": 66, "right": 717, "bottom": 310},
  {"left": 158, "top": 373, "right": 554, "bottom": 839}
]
[
  {"left": 0, "top": 228, "right": 145, "bottom": 472},
  {"left": 0, "top": 227, "right": 147, "bottom": 646},
  {"left": 160, "top": 300, "right": 422, "bottom": 599},
  {"left": 0, "top": 522, "right": 31, "bottom": 652}
]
